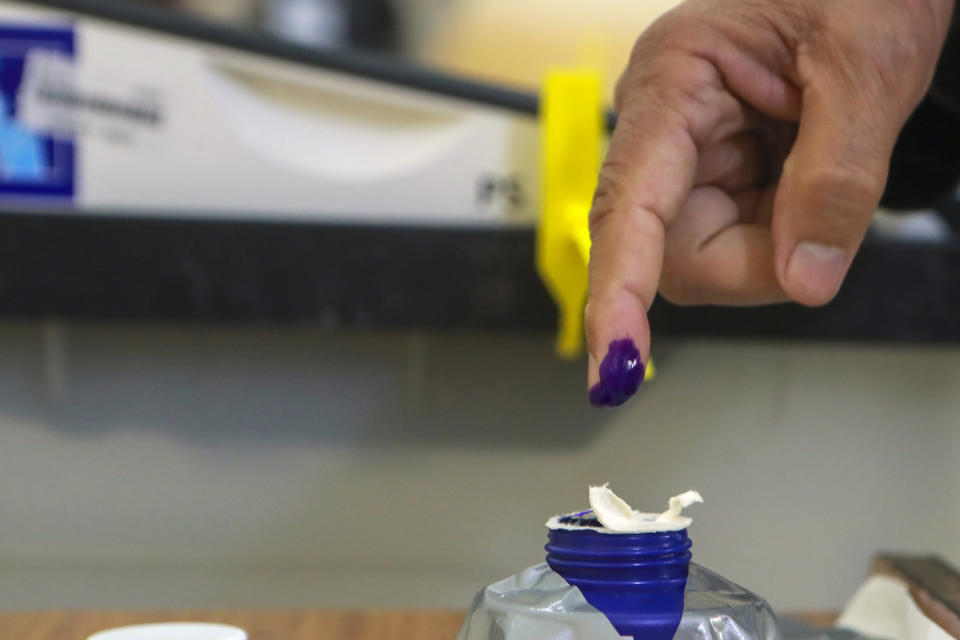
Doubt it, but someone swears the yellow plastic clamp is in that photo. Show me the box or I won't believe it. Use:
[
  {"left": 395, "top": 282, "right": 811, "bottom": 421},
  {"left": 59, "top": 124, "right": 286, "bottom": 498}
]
[{"left": 537, "top": 69, "right": 602, "bottom": 359}]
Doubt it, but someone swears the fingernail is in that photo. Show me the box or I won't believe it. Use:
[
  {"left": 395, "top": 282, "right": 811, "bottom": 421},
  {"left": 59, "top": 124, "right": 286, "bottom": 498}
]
[
  {"left": 786, "top": 242, "right": 847, "bottom": 302},
  {"left": 589, "top": 338, "right": 645, "bottom": 408}
]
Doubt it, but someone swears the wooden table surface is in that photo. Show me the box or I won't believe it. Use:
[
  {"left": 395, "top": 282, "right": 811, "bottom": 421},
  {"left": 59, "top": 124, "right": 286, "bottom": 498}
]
[
  {"left": 0, "top": 609, "right": 836, "bottom": 640},
  {"left": 0, "top": 610, "right": 467, "bottom": 640}
]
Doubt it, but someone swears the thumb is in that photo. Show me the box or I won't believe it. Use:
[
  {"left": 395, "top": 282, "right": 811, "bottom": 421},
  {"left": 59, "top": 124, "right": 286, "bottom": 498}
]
[{"left": 773, "top": 82, "right": 896, "bottom": 306}]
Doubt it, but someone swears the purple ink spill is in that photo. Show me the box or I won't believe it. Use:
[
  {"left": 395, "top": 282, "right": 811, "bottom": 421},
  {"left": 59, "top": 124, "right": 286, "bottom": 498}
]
[{"left": 589, "top": 338, "right": 644, "bottom": 407}]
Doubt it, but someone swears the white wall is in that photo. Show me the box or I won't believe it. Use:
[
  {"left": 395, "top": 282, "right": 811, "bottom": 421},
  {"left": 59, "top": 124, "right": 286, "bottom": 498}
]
[{"left": 0, "top": 323, "right": 958, "bottom": 612}]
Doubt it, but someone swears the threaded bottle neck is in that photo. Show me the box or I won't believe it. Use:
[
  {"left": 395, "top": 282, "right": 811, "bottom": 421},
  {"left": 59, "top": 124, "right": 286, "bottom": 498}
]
[{"left": 546, "top": 527, "right": 692, "bottom": 640}]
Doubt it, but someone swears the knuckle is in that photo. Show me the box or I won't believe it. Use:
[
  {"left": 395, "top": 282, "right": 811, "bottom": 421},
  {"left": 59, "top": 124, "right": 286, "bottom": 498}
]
[
  {"left": 804, "top": 164, "right": 885, "bottom": 215},
  {"left": 616, "top": 22, "right": 673, "bottom": 110},
  {"left": 588, "top": 164, "right": 629, "bottom": 234},
  {"left": 805, "top": 6, "right": 938, "bottom": 110},
  {"left": 616, "top": 16, "right": 718, "bottom": 117}
]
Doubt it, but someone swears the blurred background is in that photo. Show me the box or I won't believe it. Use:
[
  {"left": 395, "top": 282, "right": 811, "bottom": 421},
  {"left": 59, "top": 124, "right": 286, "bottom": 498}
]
[
  {"left": 0, "top": 0, "right": 958, "bottom": 617},
  {"left": 162, "top": 0, "right": 681, "bottom": 100}
]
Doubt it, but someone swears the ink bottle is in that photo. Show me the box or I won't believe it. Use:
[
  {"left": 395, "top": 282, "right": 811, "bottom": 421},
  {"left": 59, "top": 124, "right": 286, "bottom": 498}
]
[{"left": 457, "top": 487, "right": 779, "bottom": 640}]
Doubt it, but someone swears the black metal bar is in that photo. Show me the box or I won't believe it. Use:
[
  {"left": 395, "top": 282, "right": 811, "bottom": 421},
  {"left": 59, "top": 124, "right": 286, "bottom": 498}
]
[{"left": 0, "top": 210, "right": 958, "bottom": 341}]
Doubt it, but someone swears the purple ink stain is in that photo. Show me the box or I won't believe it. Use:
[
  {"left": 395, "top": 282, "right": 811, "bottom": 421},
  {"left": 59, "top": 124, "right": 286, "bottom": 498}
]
[{"left": 589, "top": 338, "right": 644, "bottom": 407}]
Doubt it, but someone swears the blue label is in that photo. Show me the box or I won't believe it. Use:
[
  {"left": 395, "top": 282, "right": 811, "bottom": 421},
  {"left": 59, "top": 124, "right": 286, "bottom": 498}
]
[{"left": 0, "top": 24, "right": 75, "bottom": 200}]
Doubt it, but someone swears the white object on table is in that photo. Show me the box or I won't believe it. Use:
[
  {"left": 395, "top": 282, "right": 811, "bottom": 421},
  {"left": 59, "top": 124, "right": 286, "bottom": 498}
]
[
  {"left": 836, "top": 575, "right": 953, "bottom": 640},
  {"left": 87, "top": 623, "right": 247, "bottom": 640}
]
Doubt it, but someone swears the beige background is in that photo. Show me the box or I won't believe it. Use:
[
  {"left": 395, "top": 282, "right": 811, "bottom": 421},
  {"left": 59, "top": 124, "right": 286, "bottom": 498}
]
[
  {"left": 0, "top": 323, "right": 957, "bottom": 611},
  {"left": 413, "top": 0, "right": 684, "bottom": 100}
]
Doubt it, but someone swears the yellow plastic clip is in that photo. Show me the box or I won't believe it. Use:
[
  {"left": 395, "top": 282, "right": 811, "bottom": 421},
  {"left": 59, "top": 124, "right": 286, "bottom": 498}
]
[{"left": 537, "top": 69, "right": 602, "bottom": 359}]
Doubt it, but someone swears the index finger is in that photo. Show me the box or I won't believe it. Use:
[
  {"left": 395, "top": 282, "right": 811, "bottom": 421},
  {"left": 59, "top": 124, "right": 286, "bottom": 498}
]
[{"left": 585, "top": 97, "right": 696, "bottom": 407}]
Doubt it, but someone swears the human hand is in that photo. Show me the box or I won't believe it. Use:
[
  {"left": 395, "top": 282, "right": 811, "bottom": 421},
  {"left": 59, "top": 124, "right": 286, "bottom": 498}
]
[{"left": 586, "top": 0, "right": 954, "bottom": 407}]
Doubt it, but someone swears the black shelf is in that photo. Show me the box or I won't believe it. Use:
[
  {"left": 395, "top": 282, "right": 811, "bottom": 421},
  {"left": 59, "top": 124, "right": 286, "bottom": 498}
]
[{"left": 2, "top": 210, "right": 958, "bottom": 341}]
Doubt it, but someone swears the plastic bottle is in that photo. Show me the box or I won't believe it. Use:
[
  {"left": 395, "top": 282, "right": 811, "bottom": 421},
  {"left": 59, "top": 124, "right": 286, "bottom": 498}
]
[{"left": 457, "top": 488, "right": 780, "bottom": 640}]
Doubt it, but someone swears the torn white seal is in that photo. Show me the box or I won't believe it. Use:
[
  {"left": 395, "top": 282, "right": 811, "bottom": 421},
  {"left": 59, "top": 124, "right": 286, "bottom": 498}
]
[
  {"left": 547, "top": 485, "right": 703, "bottom": 533},
  {"left": 654, "top": 489, "right": 704, "bottom": 524}
]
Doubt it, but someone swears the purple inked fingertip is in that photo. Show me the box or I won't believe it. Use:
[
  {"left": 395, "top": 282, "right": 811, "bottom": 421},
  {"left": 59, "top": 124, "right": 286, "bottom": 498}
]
[{"left": 588, "top": 338, "right": 645, "bottom": 408}]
